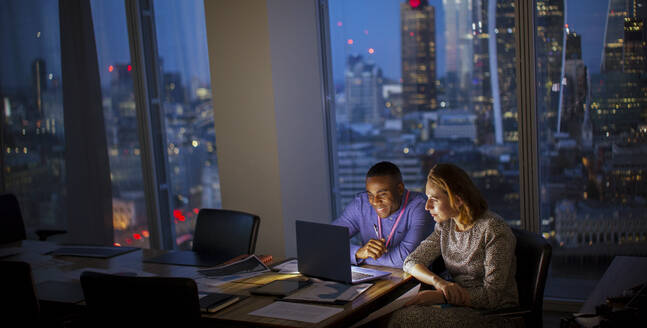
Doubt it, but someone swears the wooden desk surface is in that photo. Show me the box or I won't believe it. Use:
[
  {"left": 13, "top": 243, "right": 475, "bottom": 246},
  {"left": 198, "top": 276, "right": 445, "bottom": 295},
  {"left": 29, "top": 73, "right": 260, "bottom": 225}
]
[{"left": 1, "top": 240, "right": 416, "bottom": 328}]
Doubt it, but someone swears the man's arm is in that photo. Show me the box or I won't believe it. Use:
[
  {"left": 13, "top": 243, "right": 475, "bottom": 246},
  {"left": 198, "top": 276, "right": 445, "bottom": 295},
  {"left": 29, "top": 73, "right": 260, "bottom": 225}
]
[{"left": 362, "top": 200, "right": 433, "bottom": 267}]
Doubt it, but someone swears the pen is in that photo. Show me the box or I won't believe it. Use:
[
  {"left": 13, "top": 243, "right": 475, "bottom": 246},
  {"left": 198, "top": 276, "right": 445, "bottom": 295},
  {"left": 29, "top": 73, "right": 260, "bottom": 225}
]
[{"left": 373, "top": 224, "right": 380, "bottom": 239}]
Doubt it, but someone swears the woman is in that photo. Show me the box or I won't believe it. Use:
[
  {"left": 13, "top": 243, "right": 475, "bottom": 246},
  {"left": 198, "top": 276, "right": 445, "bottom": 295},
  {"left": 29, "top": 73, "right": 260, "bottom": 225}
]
[{"left": 388, "top": 163, "right": 518, "bottom": 328}]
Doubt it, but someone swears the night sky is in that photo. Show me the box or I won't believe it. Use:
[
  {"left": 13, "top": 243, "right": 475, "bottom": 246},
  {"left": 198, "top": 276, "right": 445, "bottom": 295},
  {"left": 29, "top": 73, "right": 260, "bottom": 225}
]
[
  {"left": 329, "top": 0, "right": 610, "bottom": 84},
  {"left": 1, "top": 0, "right": 612, "bottom": 90}
]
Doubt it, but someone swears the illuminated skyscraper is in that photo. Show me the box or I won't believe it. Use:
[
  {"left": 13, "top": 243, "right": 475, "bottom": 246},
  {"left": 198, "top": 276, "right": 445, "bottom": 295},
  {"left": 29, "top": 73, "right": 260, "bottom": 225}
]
[
  {"left": 443, "top": 0, "right": 473, "bottom": 108},
  {"left": 401, "top": 0, "right": 437, "bottom": 113},
  {"left": 470, "top": 0, "right": 493, "bottom": 144},
  {"left": 469, "top": 0, "right": 517, "bottom": 145},
  {"left": 535, "top": 0, "right": 565, "bottom": 137}
]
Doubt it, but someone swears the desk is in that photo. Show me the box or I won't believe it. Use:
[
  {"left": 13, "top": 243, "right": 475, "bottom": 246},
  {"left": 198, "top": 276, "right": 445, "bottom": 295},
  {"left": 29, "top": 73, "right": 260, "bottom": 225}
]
[{"left": 1, "top": 240, "right": 415, "bottom": 327}]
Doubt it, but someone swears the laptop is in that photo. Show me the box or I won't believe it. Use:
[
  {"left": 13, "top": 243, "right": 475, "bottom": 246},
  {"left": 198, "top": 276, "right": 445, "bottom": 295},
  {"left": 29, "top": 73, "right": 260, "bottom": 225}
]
[{"left": 295, "top": 220, "right": 391, "bottom": 284}]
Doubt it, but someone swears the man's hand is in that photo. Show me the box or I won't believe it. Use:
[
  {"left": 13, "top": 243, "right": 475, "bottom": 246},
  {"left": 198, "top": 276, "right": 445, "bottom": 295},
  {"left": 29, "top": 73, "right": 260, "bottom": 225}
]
[
  {"left": 404, "top": 290, "right": 446, "bottom": 306},
  {"left": 355, "top": 238, "right": 387, "bottom": 260},
  {"left": 436, "top": 280, "right": 470, "bottom": 306}
]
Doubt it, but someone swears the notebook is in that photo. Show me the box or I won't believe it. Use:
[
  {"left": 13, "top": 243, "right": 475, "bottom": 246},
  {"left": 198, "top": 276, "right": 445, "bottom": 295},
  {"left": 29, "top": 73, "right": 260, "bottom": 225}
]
[{"left": 295, "top": 220, "right": 391, "bottom": 284}]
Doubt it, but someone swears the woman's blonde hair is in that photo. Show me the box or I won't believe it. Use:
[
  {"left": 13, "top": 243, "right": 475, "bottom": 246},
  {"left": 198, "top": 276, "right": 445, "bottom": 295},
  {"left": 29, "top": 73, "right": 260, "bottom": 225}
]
[{"left": 427, "top": 163, "right": 488, "bottom": 226}]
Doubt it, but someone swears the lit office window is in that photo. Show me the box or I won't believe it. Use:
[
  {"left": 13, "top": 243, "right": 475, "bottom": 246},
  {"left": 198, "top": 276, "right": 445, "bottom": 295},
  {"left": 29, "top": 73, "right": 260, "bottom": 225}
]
[
  {"left": 0, "top": 0, "right": 67, "bottom": 232},
  {"left": 154, "top": 0, "right": 222, "bottom": 249},
  {"left": 536, "top": 0, "right": 647, "bottom": 300},
  {"left": 327, "top": 0, "right": 521, "bottom": 226},
  {"left": 91, "top": 1, "right": 151, "bottom": 248}
]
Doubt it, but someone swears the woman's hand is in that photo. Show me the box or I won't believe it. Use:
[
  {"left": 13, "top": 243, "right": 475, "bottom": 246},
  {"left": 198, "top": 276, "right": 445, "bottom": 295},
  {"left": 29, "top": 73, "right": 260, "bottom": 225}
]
[
  {"left": 436, "top": 280, "right": 470, "bottom": 306},
  {"left": 404, "top": 290, "right": 446, "bottom": 306}
]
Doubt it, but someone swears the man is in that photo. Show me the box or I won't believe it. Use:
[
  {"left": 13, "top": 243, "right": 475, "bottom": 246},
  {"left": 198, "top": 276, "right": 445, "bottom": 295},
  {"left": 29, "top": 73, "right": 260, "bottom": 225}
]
[{"left": 332, "top": 161, "right": 433, "bottom": 268}]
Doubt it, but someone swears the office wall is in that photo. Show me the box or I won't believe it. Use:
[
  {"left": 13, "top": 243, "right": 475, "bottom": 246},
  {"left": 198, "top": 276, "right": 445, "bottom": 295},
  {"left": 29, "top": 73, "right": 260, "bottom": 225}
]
[{"left": 204, "top": 0, "right": 332, "bottom": 258}]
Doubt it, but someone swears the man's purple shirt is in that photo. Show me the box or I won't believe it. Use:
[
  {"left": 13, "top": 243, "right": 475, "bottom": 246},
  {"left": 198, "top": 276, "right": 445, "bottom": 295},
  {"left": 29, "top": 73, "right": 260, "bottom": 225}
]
[{"left": 331, "top": 189, "right": 433, "bottom": 268}]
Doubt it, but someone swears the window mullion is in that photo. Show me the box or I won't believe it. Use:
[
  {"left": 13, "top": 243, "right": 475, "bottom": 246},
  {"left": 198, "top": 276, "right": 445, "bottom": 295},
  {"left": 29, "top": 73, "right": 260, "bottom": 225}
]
[
  {"left": 124, "top": 0, "right": 176, "bottom": 249},
  {"left": 514, "top": 0, "right": 540, "bottom": 233}
]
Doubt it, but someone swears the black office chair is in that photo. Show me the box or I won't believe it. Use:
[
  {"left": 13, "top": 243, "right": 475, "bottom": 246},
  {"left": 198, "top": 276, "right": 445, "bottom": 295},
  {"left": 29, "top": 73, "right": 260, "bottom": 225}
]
[
  {"left": 485, "top": 228, "right": 553, "bottom": 328},
  {"left": 80, "top": 271, "right": 202, "bottom": 326},
  {"left": 0, "top": 261, "right": 40, "bottom": 324},
  {"left": 192, "top": 209, "right": 260, "bottom": 258},
  {"left": 0, "top": 193, "right": 66, "bottom": 243}
]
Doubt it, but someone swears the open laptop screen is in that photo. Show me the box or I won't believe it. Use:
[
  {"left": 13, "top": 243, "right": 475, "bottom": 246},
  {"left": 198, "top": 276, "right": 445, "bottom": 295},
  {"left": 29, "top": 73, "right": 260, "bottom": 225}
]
[{"left": 296, "top": 220, "right": 354, "bottom": 283}]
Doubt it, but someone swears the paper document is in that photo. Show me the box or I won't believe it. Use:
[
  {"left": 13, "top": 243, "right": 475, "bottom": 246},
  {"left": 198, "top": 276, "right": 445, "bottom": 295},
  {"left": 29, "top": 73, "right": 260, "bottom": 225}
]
[
  {"left": 349, "top": 283, "right": 420, "bottom": 328},
  {"left": 199, "top": 255, "right": 270, "bottom": 277},
  {"left": 283, "top": 281, "right": 372, "bottom": 303},
  {"left": 248, "top": 301, "right": 343, "bottom": 323},
  {"left": 196, "top": 255, "right": 270, "bottom": 286},
  {"left": 271, "top": 259, "right": 299, "bottom": 273}
]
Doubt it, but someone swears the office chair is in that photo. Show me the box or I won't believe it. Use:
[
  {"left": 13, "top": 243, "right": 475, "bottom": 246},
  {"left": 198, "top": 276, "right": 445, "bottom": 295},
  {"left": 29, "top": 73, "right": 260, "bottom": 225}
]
[
  {"left": 0, "top": 261, "right": 40, "bottom": 324},
  {"left": 192, "top": 209, "right": 260, "bottom": 258},
  {"left": 485, "top": 228, "right": 553, "bottom": 328},
  {"left": 80, "top": 271, "right": 202, "bottom": 326},
  {"left": 0, "top": 260, "right": 84, "bottom": 327},
  {"left": 0, "top": 193, "right": 66, "bottom": 244}
]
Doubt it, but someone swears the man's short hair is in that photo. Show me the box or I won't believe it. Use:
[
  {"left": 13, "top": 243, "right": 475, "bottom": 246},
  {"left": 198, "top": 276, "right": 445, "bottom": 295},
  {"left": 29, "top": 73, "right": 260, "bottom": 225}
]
[{"left": 366, "top": 161, "right": 403, "bottom": 182}]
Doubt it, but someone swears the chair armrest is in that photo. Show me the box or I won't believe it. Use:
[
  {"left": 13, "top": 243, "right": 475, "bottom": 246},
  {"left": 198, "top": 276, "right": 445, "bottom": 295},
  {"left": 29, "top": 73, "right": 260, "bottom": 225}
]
[
  {"left": 35, "top": 229, "right": 67, "bottom": 241},
  {"left": 482, "top": 306, "right": 532, "bottom": 318}
]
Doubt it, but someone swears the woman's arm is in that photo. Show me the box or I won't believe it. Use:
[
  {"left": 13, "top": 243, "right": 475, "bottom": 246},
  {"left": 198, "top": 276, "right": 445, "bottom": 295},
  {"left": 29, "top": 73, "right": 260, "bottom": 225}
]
[
  {"left": 464, "top": 219, "right": 517, "bottom": 309},
  {"left": 409, "top": 263, "right": 470, "bottom": 306}
]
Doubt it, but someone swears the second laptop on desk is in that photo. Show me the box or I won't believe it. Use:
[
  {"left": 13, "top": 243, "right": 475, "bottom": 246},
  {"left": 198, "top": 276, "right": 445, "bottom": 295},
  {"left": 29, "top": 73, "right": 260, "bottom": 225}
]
[{"left": 295, "top": 220, "right": 391, "bottom": 284}]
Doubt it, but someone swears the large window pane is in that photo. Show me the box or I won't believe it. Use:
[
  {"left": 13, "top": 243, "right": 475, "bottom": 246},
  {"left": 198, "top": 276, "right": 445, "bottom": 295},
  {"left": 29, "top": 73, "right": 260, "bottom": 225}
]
[
  {"left": 537, "top": 0, "right": 647, "bottom": 300},
  {"left": 0, "top": 0, "right": 67, "bottom": 233},
  {"left": 91, "top": 1, "right": 151, "bottom": 248},
  {"left": 328, "top": 0, "right": 520, "bottom": 226},
  {"left": 154, "top": 0, "right": 222, "bottom": 249}
]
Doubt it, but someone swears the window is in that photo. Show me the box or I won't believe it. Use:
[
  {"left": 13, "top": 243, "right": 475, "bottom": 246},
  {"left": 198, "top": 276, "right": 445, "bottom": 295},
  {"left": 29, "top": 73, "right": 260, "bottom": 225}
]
[
  {"left": 537, "top": 0, "right": 647, "bottom": 300},
  {"left": 327, "top": 0, "right": 520, "bottom": 227},
  {"left": 324, "top": 0, "right": 647, "bottom": 302},
  {"left": 153, "top": 0, "right": 222, "bottom": 249},
  {"left": 92, "top": 0, "right": 151, "bottom": 248},
  {"left": 0, "top": 0, "right": 67, "bottom": 232},
  {"left": 1, "top": 0, "right": 221, "bottom": 249}
]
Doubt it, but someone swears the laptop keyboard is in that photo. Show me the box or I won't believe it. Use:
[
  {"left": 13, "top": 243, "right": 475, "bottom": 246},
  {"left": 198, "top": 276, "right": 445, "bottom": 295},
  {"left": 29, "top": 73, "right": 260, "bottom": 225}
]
[{"left": 351, "top": 271, "right": 372, "bottom": 280}]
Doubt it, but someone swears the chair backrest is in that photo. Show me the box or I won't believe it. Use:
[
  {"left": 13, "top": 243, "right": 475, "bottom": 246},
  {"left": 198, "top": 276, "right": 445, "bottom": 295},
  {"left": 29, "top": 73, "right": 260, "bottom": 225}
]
[
  {"left": 80, "top": 271, "right": 202, "bottom": 326},
  {"left": 0, "top": 261, "right": 40, "bottom": 322},
  {"left": 192, "top": 209, "right": 260, "bottom": 257},
  {"left": 0, "top": 193, "right": 27, "bottom": 244},
  {"left": 511, "top": 228, "right": 552, "bottom": 328}
]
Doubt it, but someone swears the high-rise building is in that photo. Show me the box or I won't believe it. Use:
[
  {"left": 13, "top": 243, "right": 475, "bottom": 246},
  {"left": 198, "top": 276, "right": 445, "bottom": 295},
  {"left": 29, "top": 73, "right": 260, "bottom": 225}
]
[
  {"left": 344, "top": 54, "right": 384, "bottom": 124},
  {"left": 470, "top": 0, "right": 494, "bottom": 144},
  {"left": 401, "top": 0, "right": 437, "bottom": 113},
  {"left": 560, "top": 31, "right": 589, "bottom": 145},
  {"left": 443, "top": 0, "right": 473, "bottom": 108},
  {"left": 535, "top": 0, "right": 565, "bottom": 137},
  {"left": 493, "top": 0, "right": 518, "bottom": 145}
]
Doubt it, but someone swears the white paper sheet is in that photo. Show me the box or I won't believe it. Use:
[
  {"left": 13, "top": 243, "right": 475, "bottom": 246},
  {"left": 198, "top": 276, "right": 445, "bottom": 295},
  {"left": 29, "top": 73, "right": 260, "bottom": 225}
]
[
  {"left": 248, "top": 301, "right": 343, "bottom": 323},
  {"left": 271, "top": 259, "right": 299, "bottom": 273}
]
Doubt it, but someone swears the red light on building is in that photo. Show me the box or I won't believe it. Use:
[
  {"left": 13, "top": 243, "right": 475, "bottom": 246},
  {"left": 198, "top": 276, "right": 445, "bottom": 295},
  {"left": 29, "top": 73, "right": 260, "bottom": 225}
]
[
  {"left": 347, "top": 39, "right": 354, "bottom": 45},
  {"left": 337, "top": 21, "right": 342, "bottom": 27},
  {"left": 368, "top": 48, "right": 375, "bottom": 54},
  {"left": 409, "top": 0, "right": 421, "bottom": 8},
  {"left": 127, "top": 65, "right": 132, "bottom": 71},
  {"left": 173, "top": 209, "right": 186, "bottom": 221},
  {"left": 133, "top": 233, "right": 142, "bottom": 240},
  {"left": 193, "top": 208, "right": 199, "bottom": 214},
  {"left": 410, "top": 32, "right": 415, "bottom": 37},
  {"left": 108, "top": 65, "right": 114, "bottom": 72}
]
